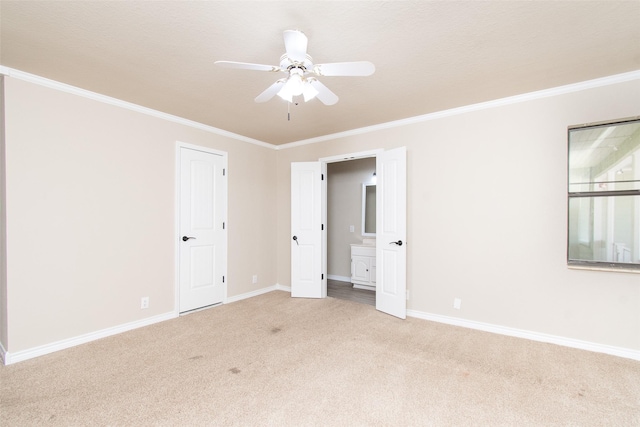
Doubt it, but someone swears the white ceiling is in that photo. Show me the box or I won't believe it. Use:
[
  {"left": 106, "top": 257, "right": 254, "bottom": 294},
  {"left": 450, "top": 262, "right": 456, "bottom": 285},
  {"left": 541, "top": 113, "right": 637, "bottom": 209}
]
[{"left": 1, "top": 1, "right": 639, "bottom": 145}]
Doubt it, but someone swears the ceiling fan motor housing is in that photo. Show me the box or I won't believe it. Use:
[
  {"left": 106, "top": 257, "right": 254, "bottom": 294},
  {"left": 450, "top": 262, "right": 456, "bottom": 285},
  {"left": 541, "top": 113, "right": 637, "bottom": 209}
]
[{"left": 280, "top": 54, "right": 314, "bottom": 73}]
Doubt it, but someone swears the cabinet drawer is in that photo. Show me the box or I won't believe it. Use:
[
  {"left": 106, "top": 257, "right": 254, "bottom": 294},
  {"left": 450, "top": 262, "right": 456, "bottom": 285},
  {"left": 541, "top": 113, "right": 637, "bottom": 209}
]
[{"left": 351, "top": 246, "right": 375, "bottom": 257}]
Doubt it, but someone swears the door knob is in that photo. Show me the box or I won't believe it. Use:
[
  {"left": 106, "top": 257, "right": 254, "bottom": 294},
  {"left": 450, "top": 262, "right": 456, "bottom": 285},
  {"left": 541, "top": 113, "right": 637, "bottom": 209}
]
[
  {"left": 182, "top": 236, "right": 196, "bottom": 242},
  {"left": 292, "top": 236, "right": 299, "bottom": 246},
  {"left": 389, "top": 240, "right": 403, "bottom": 246}
]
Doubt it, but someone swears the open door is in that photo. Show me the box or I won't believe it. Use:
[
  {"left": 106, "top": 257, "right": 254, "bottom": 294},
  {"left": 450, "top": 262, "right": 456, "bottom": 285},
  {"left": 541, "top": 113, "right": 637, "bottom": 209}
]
[
  {"left": 291, "top": 162, "right": 326, "bottom": 298},
  {"left": 376, "top": 147, "right": 407, "bottom": 319}
]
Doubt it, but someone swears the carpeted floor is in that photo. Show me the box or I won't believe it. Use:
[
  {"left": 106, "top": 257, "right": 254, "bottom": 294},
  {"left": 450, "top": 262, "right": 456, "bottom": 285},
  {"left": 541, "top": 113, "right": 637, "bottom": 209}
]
[{"left": 1, "top": 290, "right": 639, "bottom": 426}]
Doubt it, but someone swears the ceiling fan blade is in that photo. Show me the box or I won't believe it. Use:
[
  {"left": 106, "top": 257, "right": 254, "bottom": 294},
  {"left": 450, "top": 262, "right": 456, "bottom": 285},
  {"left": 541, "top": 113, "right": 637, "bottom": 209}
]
[
  {"left": 255, "top": 80, "right": 285, "bottom": 103},
  {"left": 215, "top": 61, "right": 281, "bottom": 72},
  {"left": 308, "top": 79, "right": 339, "bottom": 105},
  {"left": 283, "top": 30, "right": 308, "bottom": 63},
  {"left": 312, "top": 61, "right": 375, "bottom": 77}
]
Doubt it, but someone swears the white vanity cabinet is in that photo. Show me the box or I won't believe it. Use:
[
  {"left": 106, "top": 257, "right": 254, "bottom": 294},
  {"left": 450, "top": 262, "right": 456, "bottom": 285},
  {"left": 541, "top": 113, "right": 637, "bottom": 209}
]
[{"left": 350, "top": 244, "right": 376, "bottom": 290}]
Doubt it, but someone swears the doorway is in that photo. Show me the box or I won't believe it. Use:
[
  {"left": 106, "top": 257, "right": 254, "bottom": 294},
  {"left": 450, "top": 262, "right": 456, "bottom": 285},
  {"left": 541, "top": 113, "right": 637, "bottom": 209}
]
[
  {"left": 290, "top": 147, "right": 406, "bottom": 318},
  {"left": 326, "top": 157, "right": 377, "bottom": 306}
]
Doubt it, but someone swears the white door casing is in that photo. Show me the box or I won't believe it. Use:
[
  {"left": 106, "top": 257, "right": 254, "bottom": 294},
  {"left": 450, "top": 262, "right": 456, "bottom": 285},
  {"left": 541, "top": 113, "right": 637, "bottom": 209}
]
[
  {"left": 376, "top": 147, "right": 407, "bottom": 319},
  {"left": 178, "top": 145, "right": 227, "bottom": 312},
  {"left": 291, "top": 162, "right": 326, "bottom": 298}
]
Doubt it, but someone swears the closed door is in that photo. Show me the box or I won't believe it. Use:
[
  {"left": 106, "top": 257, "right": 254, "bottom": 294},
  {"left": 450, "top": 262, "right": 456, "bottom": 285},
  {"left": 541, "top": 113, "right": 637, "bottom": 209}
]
[
  {"left": 290, "top": 162, "right": 326, "bottom": 298},
  {"left": 179, "top": 146, "right": 227, "bottom": 313}
]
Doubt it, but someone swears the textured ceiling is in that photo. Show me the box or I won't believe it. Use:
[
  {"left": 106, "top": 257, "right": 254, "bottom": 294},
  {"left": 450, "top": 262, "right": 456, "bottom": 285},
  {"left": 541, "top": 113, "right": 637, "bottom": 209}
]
[{"left": 1, "top": 1, "right": 639, "bottom": 145}]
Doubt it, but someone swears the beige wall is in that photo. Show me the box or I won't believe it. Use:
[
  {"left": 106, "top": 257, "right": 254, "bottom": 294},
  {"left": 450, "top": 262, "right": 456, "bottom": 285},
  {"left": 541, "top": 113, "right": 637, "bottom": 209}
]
[
  {"left": 2, "top": 73, "right": 639, "bottom": 358},
  {"left": 327, "top": 157, "right": 376, "bottom": 278},
  {"left": 277, "top": 79, "right": 640, "bottom": 351},
  {"left": 2, "top": 77, "right": 277, "bottom": 353}
]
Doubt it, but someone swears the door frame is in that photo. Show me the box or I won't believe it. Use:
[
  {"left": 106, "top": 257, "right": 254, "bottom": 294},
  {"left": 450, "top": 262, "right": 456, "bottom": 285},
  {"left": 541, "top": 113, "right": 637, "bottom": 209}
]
[{"left": 174, "top": 141, "right": 228, "bottom": 314}]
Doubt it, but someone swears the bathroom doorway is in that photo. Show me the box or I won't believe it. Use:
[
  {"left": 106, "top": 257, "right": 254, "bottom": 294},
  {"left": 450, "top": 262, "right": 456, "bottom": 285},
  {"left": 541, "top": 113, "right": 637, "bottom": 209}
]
[{"left": 326, "top": 156, "right": 377, "bottom": 306}]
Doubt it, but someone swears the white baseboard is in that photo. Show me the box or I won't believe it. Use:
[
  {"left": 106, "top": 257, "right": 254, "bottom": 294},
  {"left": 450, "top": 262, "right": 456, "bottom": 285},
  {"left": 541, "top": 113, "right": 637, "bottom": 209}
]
[
  {"left": 8, "top": 290, "right": 634, "bottom": 364},
  {"left": 407, "top": 309, "right": 640, "bottom": 361},
  {"left": 327, "top": 275, "right": 351, "bottom": 283},
  {"left": 225, "top": 284, "right": 283, "bottom": 304},
  {"left": 3, "top": 285, "right": 289, "bottom": 365},
  {"left": 275, "top": 283, "right": 291, "bottom": 292},
  {"left": 3, "top": 311, "right": 178, "bottom": 365}
]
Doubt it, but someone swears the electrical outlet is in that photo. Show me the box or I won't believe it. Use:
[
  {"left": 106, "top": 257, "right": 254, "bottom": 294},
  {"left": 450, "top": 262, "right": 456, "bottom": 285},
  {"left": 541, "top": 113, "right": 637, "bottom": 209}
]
[
  {"left": 349, "top": 225, "right": 355, "bottom": 233},
  {"left": 141, "top": 297, "right": 149, "bottom": 309},
  {"left": 252, "top": 275, "right": 258, "bottom": 284},
  {"left": 453, "top": 298, "right": 461, "bottom": 310}
]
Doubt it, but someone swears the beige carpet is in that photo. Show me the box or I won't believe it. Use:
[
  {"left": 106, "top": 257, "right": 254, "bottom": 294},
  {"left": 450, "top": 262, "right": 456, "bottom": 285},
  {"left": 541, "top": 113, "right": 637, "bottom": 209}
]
[{"left": 1, "top": 291, "right": 639, "bottom": 426}]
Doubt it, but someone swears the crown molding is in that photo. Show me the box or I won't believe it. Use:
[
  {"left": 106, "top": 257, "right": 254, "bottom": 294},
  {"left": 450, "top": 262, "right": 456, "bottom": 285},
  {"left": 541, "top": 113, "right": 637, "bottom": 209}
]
[
  {"left": 3, "top": 66, "right": 638, "bottom": 151},
  {"left": 0, "top": 66, "right": 276, "bottom": 150},
  {"left": 277, "top": 69, "right": 640, "bottom": 150}
]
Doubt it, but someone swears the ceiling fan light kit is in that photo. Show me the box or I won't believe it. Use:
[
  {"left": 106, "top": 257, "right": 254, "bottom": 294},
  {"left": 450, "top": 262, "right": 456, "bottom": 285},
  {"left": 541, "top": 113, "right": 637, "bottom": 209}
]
[{"left": 215, "top": 30, "right": 375, "bottom": 107}]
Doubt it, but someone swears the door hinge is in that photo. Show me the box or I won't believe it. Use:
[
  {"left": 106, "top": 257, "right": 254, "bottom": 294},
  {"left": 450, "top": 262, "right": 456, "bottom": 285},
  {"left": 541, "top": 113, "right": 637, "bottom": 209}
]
[
  {"left": 321, "top": 224, "right": 324, "bottom": 230},
  {"left": 223, "top": 222, "right": 226, "bottom": 230},
  {"left": 222, "top": 276, "right": 225, "bottom": 283},
  {"left": 321, "top": 174, "right": 324, "bottom": 180},
  {"left": 321, "top": 273, "right": 324, "bottom": 280},
  {"left": 223, "top": 168, "right": 226, "bottom": 176}
]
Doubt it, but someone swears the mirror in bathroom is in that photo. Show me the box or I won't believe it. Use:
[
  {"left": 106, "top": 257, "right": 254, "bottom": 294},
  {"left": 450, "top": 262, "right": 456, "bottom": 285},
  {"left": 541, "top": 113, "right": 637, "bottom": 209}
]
[{"left": 362, "top": 183, "right": 376, "bottom": 236}]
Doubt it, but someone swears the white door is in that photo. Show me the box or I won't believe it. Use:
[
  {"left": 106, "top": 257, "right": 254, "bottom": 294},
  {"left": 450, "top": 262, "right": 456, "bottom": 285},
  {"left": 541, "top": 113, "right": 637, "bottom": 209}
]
[
  {"left": 179, "top": 146, "right": 227, "bottom": 312},
  {"left": 291, "top": 162, "right": 326, "bottom": 298},
  {"left": 376, "top": 147, "right": 407, "bottom": 319}
]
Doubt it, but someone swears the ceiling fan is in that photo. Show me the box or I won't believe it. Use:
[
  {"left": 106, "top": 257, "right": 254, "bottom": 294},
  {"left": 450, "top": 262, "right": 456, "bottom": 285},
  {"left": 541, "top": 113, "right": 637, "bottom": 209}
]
[{"left": 215, "top": 30, "right": 375, "bottom": 105}]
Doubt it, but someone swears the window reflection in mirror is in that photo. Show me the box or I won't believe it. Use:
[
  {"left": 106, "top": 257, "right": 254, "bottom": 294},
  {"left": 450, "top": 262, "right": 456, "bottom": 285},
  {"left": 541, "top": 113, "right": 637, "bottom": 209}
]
[
  {"left": 568, "top": 117, "right": 640, "bottom": 269},
  {"left": 362, "top": 183, "right": 376, "bottom": 236}
]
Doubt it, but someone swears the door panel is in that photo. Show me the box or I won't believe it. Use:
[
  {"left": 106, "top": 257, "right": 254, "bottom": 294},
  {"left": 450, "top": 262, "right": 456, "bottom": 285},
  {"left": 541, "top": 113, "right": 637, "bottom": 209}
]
[
  {"left": 190, "top": 161, "right": 215, "bottom": 229},
  {"left": 376, "top": 147, "right": 407, "bottom": 319},
  {"left": 189, "top": 245, "right": 215, "bottom": 289},
  {"left": 352, "top": 257, "right": 370, "bottom": 282},
  {"left": 179, "top": 147, "right": 226, "bottom": 312},
  {"left": 381, "top": 249, "right": 398, "bottom": 293}
]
